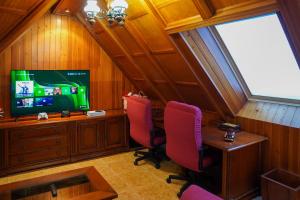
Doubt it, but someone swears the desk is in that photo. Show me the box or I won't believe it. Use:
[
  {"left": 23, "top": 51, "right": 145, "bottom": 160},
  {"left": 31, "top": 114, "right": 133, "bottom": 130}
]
[{"left": 202, "top": 127, "right": 267, "bottom": 200}]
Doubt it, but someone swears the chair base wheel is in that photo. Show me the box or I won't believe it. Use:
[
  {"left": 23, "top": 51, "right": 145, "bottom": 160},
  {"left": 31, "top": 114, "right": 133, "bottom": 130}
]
[
  {"left": 177, "top": 192, "right": 182, "bottom": 198},
  {"left": 166, "top": 177, "right": 171, "bottom": 184},
  {"left": 155, "top": 163, "right": 160, "bottom": 169},
  {"left": 134, "top": 152, "right": 138, "bottom": 157},
  {"left": 134, "top": 160, "right": 138, "bottom": 166}
]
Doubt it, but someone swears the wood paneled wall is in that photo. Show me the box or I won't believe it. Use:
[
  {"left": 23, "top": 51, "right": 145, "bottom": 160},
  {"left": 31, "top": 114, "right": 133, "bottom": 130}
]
[
  {"left": 235, "top": 101, "right": 300, "bottom": 174},
  {"left": 0, "top": 13, "right": 136, "bottom": 118}
]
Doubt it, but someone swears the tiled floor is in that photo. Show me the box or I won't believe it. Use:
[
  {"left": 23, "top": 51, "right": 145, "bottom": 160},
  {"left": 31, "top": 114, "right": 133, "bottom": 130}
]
[{"left": 0, "top": 151, "right": 186, "bottom": 200}]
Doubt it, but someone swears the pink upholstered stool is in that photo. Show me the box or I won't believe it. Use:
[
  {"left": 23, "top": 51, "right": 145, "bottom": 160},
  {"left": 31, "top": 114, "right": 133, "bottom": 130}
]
[{"left": 181, "top": 185, "right": 222, "bottom": 200}]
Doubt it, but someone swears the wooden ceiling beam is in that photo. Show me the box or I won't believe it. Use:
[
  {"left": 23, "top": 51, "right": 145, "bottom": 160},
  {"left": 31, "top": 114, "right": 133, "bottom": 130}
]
[
  {"left": 124, "top": 21, "right": 186, "bottom": 102},
  {"left": 76, "top": 13, "right": 167, "bottom": 104},
  {"left": 165, "top": 0, "right": 278, "bottom": 34},
  {"left": 155, "top": 0, "right": 179, "bottom": 9},
  {"left": 171, "top": 34, "right": 229, "bottom": 119},
  {"left": 0, "top": 0, "right": 61, "bottom": 54},
  {"left": 0, "top": 6, "right": 27, "bottom": 16},
  {"left": 76, "top": 14, "right": 145, "bottom": 95},
  {"left": 277, "top": 0, "right": 300, "bottom": 69},
  {"left": 192, "top": 0, "right": 215, "bottom": 19},
  {"left": 95, "top": 19, "right": 168, "bottom": 104}
]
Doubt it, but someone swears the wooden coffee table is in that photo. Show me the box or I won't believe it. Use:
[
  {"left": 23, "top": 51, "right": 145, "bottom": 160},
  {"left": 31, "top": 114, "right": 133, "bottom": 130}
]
[{"left": 0, "top": 167, "right": 118, "bottom": 200}]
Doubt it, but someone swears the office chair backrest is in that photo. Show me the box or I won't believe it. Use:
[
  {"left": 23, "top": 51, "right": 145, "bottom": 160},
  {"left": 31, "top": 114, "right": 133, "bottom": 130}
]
[
  {"left": 164, "top": 101, "right": 202, "bottom": 172},
  {"left": 127, "top": 96, "right": 153, "bottom": 148}
]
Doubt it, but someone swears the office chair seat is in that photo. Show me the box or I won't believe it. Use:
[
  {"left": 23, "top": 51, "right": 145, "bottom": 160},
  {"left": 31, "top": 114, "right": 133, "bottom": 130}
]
[{"left": 181, "top": 185, "right": 222, "bottom": 200}]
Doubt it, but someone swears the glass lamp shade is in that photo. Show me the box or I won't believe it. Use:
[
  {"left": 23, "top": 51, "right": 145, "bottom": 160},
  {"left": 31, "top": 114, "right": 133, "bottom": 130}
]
[
  {"left": 84, "top": 0, "right": 128, "bottom": 25},
  {"left": 84, "top": 0, "right": 101, "bottom": 15},
  {"left": 110, "top": 0, "right": 128, "bottom": 9}
]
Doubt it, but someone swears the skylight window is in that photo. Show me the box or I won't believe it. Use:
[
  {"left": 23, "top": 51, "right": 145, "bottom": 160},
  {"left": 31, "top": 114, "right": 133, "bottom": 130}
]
[{"left": 215, "top": 14, "right": 300, "bottom": 101}]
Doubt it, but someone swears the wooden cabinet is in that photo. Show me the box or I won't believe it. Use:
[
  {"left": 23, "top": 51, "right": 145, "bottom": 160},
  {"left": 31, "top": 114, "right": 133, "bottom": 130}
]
[
  {"left": 77, "top": 120, "right": 105, "bottom": 154},
  {"left": 73, "top": 116, "right": 128, "bottom": 160},
  {"left": 105, "top": 117, "right": 126, "bottom": 149},
  {"left": 6, "top": 123, "right": 71, "bottom": 172},
  {"left": 0, "top": 130, "right": 4, "bottom": 171},
  {"left": 0, "top": 111, "right": 129, "bottom": 177}
]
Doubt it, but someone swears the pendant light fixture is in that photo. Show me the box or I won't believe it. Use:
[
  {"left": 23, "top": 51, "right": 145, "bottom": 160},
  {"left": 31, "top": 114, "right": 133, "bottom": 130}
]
[{"left": 84, "top": 0, "right": 128, "bottom": 25}]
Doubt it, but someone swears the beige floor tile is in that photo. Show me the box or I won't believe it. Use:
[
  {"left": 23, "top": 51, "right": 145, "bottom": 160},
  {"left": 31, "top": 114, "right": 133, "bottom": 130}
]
[{"left": 0, "top": 152, "right": 184, "bottom": 199}]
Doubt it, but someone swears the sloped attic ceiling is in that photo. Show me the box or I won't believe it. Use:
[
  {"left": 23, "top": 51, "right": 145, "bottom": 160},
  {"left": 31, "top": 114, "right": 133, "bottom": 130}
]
[
  {"left": 2, "top": 0, "right": 298, "bottom": 121},
  {"left": 0, "top": 0, "right": 160, "bottom": 107},
  {"left": 0, "top": 0, "right": 60, "bottom": 53},
  {"left": 0, "top": 0, "right": 250, "bottom": 120},
  {"left": 76, "top": 0, "right": 250, "bottom": 119}
]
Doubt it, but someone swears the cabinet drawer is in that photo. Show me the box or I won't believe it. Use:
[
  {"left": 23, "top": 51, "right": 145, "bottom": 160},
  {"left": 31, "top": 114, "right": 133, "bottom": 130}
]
[
  {"left": 9, "top": 147, "right": 69, "bottom": 167},
  {"left": 9, "top": 124, "right": 67, "bottom": 141},
  {"left": 9, "top": 135, "right": 68, "bottom": 155}
]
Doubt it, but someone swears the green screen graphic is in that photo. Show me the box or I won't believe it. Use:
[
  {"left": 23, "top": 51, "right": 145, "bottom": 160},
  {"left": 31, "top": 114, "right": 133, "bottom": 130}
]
[{"left": 11, "top": 70, "right": 90, "bottom": 117}]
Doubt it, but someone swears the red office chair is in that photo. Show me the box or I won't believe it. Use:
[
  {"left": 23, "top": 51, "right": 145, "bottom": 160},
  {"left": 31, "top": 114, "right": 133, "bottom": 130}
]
[
  {"left": 181, "top": 185, "right": 222, "bottom": 200},
  {"left": 164, "top": 101, "right": 217, "bottom": 196},
  {"left": 127, "top": 96, "right": 165, "bottom": 169}
]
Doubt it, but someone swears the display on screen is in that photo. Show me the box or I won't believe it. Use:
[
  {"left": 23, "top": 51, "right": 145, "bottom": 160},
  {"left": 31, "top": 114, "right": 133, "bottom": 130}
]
[{"left": 11, "top": 70, "right": 90, "bottom": 117}]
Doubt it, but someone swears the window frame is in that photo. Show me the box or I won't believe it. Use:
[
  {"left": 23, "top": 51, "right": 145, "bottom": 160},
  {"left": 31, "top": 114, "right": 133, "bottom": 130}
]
[{"left": 210, "top": 13, "right": 300, "bottom": 106}]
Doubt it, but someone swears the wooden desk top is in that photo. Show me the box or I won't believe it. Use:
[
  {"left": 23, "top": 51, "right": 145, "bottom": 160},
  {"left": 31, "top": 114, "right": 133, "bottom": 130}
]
[
  {"left": 0, "top": 110, "right": 126, "bottom": 130},
  {"left": 202, "top": 126, "right": 267, "bottom": 152}
]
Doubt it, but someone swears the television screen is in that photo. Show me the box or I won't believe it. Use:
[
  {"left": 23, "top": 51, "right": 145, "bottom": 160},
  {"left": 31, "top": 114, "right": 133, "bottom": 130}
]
[{"left": 11, "top": 70, "right": 90, "bottom": 117}]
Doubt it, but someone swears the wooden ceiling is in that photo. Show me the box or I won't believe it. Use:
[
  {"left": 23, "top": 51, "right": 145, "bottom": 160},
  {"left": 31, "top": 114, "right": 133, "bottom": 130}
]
[
  {"left": 0, "top": 0, "right": 60, "bottom": 53},
  {"left": 0, "top": 0, "right": 41, "bottom": 40},
  {"left": 147, "top": 0, "right": 278, "bottom": 33},
  {"left": 75, "top": 0, "right": 237, "bottom": 119},
  {"left": 0, "top": 0, "right": 299, "bottom": 120}
]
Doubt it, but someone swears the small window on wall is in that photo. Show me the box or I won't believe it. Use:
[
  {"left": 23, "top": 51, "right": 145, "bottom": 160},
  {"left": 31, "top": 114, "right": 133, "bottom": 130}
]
[{"left": 215, "top": 13, "right": 300, "bottom": 102}]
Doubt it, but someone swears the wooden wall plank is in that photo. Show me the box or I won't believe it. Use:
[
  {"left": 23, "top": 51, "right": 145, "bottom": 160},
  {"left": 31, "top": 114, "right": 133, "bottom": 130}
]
[
  {"left": 238, "top": 101, "right": 300, "bottom": 129},
  {"left": 291, "top": 107, "right": 300, "bottom": 128},
  {"left": 0, "top": 14, "right": 136, "bottom": 118},
  {"left": 272, "top": 104, "right": 288, "bottom": 124},
  {"left": 236, "top": 116, "right": 300, "bottom": 175},
  {"left": 236, "top": 101, "right": 300, "bottom": 175},
  {"left": 281, "top": 106, "right": 297, "bottom": 127}
]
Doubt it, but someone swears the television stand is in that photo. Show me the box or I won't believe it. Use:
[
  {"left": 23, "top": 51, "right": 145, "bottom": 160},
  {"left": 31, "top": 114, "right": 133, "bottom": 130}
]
[{"left": 0, "top": 110, "right": 129, "bottom": 177}]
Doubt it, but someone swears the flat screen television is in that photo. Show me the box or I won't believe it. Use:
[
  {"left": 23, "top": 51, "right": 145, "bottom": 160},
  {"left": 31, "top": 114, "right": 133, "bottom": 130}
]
[{"left": 11, "top": 70, "right": 90, "bottom": 117}]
